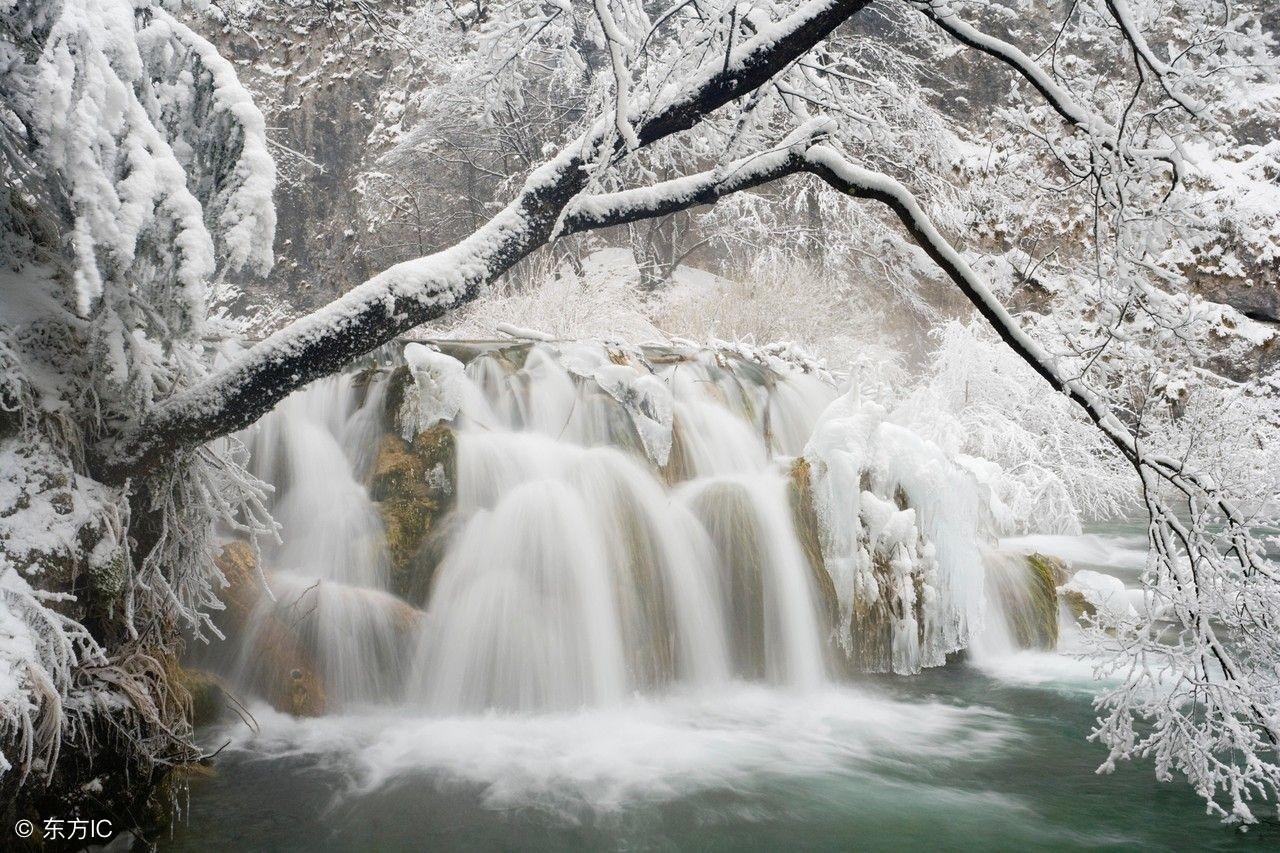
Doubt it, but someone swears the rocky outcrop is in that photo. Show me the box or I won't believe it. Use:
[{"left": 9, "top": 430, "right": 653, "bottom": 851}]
[
  {"left": 787, "top": 457, "right": 841, "bottom": 638},
  {"left": 369, "top": 424, "right": 456, "bottom": 604},
  {"left": 212, "top": 542, "right": 326, "bottom": 716},
  {"left": 210, "top": 540, "right": 428, "bottom": 713},
  {"left": 193, "top": 1, "right": 429, "bottom": 318}
]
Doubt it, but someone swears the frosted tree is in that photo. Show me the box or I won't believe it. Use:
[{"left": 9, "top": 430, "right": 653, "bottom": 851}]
[
  {"left": 1, "top": 0, "right": 275, "bottom": 792},
  {"left": 3, "top": 0, "right": 1280, "bottom": 825}
]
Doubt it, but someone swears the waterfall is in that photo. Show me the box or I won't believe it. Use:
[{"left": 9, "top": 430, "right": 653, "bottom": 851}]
[{"left": 216, "top": 338, "right": 1048, "bottom": 716}]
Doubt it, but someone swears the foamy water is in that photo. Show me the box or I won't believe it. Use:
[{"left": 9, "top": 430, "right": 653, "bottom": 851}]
[
  {"left": 215, "top": 684, "right": 1014, "bottom": 817},
  {"left": 175, "top": 341, "right": 1272, "bottom": 849}
]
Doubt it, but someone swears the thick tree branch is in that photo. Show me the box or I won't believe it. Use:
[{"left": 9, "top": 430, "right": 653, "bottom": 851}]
[
  {"left": 97, "top": 0, "right": 870, "bottom": 482},
  {"left": 562, "top": 119, "right": 835, "bottom": 232}
]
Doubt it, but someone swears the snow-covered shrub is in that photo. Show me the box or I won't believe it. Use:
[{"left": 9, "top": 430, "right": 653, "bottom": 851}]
[
  {"left": 900, "top": 320, "right": 1135, "bottom": 534},
  {"left": 0, "top": 0, "right": 275, "bottom": 790}
]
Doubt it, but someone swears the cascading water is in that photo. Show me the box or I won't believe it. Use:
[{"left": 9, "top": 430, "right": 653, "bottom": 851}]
[
  {"left": 176, "top": 339, "right": 1209, "bottom": 852},
  {"left": 211, "top": 337, "right": 1052, "bottom": 716},
  {"left": 230, "top": 374, "right": 409, "bottom": 706}
]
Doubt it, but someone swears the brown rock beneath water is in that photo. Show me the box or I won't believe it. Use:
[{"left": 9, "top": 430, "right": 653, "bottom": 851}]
[
  {"left": 686, "top": 480, "right": 768, "bottom": 678},
  {"left": 369, "top": 425, "right": 456, "bottom": 604},
  {"left": 787, "top": 457, "right": 840, "bottom": 636},
  {"left": 212, "top": 540, "right": 427, "bottom": 715},
  {"left": 213, "top": 542, "right": 326, "bottom": 717}
]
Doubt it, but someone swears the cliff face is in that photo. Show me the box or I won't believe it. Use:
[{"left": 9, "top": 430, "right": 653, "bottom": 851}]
[
  {"left": 1193, "top": 266, "right": 1280, "bottom": 325},
  {"left": 195, "top": 2, "right": 425, "bottom": 319}
]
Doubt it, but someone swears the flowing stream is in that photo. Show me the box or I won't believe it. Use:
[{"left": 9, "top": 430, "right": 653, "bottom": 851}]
[{"left": 171, "top": 341, "right": 1279, "bottom": 850}]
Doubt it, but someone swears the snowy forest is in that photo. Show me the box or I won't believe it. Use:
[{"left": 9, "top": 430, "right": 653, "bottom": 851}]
[{"left": 2, "top": 0, "right": 1280, "bottom": 847}]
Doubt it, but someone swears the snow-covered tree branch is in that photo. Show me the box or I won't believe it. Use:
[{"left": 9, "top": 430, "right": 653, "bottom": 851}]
[{"left": 96, "top": 0, "right": 872, "bottom": 481}]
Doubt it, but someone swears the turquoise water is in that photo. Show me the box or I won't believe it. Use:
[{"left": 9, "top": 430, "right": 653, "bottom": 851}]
[{"left": 165, "top": 531, "right": 1280, "bottom": 851}]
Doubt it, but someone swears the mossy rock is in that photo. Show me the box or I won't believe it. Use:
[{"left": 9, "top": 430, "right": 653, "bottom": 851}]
[
  {"left": 370, "top": 432, "right": 424, "bottom": 502},
  {"left": 173, "top": 667, "right": 229, "bottom": 727},
  {"left": 382, "top": 364, "right": 413, "bottom": 434},
  {"left": 1015, "top": 553, "right": 1063, "bottom": 649},
  {"left": 787, "top": 457, "right": 840, "bottom": 635},
  {"left": 1029, "top": 552, "right": 1070, "bottom": 585},
  {"left": 785, "top": 457, "right": 921, "bottom": 674},
  {"left": 370, "top": 425, "right": 456, "bottom": 603}
]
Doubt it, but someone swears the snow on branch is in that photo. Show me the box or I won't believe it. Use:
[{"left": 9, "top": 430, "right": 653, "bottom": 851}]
[
  {"left": 902, "top": 0, "right": 1185, "bottom": 175},
  {"left": 23, "top": 0, "right": 277, "bottom": 317},
  {"left": 98, "top": 0, "right": 871, "bottom": 480},
  {"left": 1101, "top": 0, "right": 1212, "bottom": 121},
  {"left": 905, "top": 0, "right": 1103, "bottom": 132},
  {"left": 592, "top": 0, "right": 642, "bottom": 150},
  {"left": 562, "top": 119, "right": 837, "bottom": 232},
  {"left": 147, "top": 8, "right": 277, "bottom": 277}
]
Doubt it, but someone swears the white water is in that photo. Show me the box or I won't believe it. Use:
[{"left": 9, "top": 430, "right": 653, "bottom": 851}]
[
  {"left": 185, "top": 343, "right": 1209, "bottom": 849},
  {"left": 222, "top": 340, "right": 1086, "bottom": 719},
  {"left": 213, "top": 683, "right": 1016, "bottom": 817},
  {"left": 229, "top": 342, "right": 863, "bottom": 712},
  {"left": 244, "top": 373, "right": 391, "bottom": 589}
]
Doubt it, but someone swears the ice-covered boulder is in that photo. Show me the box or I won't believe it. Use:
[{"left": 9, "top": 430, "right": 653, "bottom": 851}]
[{"left": 1060, "top": 569, "right": 1135, "bottom": 625}]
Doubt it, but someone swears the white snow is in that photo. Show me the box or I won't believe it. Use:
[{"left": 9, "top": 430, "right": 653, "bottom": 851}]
[
  {"left": 1060, "top": 570, "right": 1136, "bottom": 625},
  {"left": 399, "top": 343, "right": 466, "bottom": 437}
]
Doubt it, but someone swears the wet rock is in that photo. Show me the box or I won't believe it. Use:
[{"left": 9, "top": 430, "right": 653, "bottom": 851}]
[
  {"left": 847, "top": 551, "right": 903, "bottom": 673},
  {"left": 814, "top": 482, "right": 936, "bottom": 675},
  {"left": 431, "top": 340, "right": 532, "bottom": 368},
  {"left": 213, "top": 542, "right": 327, "bottom": 716},
  {"left": 787, "top": 457, "right": 840, "bottom": 636},
  {"left": 369, "top": 425, "right": 456, "bottom": 603},
  {"left": 381, "top": 365, "right": 413, "bottom": 434}
]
